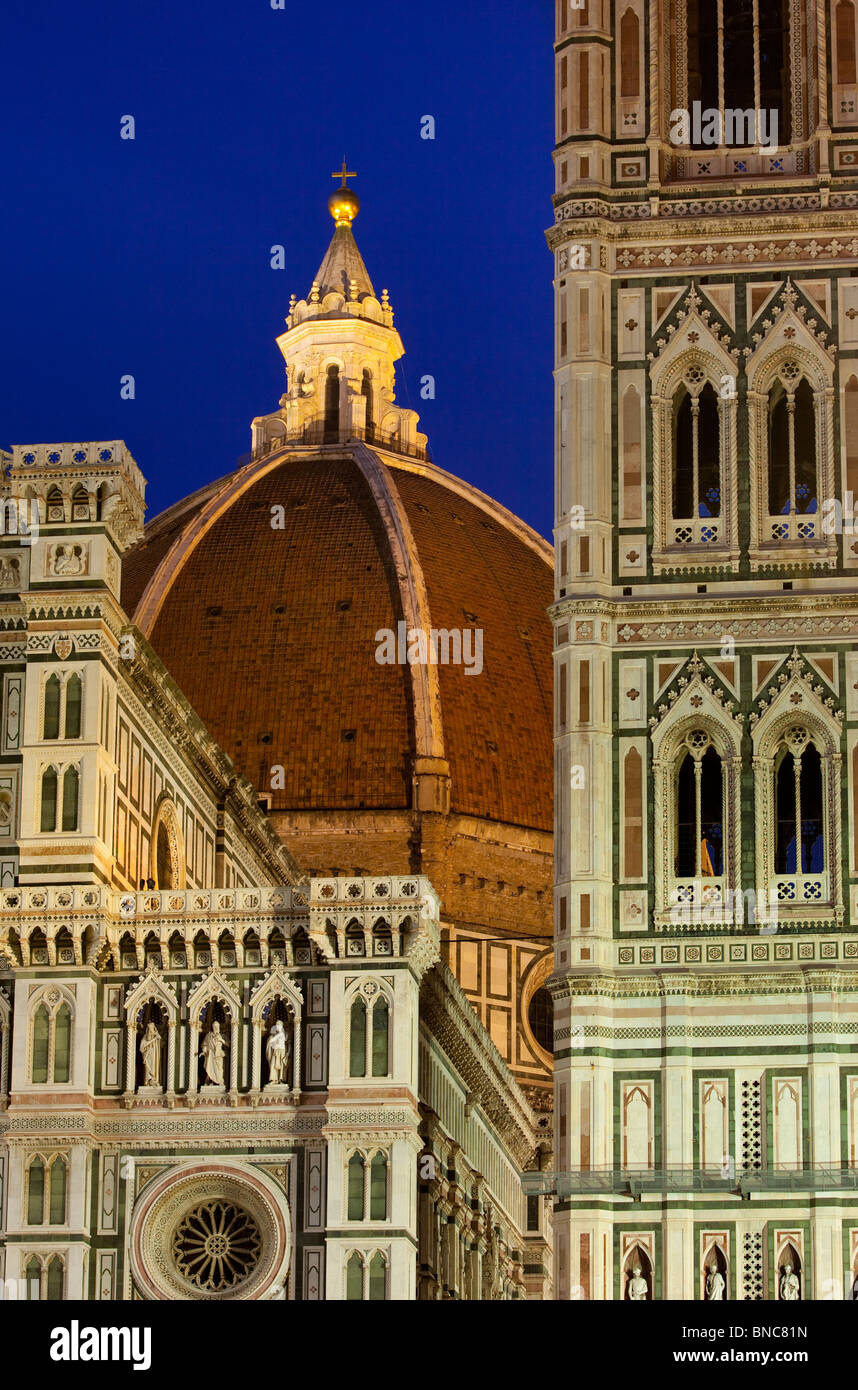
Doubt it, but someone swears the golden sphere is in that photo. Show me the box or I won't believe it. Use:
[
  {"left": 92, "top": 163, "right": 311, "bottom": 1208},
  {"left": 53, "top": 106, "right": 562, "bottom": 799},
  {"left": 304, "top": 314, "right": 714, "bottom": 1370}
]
[
  {"left": 328, "top": 185, "right": 360, "bottom": 225},
  {"left": 324, "top": 184, "right": 358, "bottom": 225}
]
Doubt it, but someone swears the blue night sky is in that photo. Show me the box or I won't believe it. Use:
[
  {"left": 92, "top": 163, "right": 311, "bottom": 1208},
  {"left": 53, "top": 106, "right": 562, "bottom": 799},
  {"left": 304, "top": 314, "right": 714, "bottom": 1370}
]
[{"left": 2, "top": 0, "right": 554, "bottom": 540}]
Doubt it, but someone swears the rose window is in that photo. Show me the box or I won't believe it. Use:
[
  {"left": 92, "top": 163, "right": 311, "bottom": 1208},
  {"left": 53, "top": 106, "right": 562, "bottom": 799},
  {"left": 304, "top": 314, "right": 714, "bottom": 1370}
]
[{"left": 172, "top": 1200, "right": 261, "bottom": 1292}]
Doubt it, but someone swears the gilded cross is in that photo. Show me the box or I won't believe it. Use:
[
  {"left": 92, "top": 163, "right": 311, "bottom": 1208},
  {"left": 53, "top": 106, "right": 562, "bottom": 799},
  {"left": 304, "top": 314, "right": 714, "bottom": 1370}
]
[{"left": 332, "top": 159, "right": 357, "bottom": 186}]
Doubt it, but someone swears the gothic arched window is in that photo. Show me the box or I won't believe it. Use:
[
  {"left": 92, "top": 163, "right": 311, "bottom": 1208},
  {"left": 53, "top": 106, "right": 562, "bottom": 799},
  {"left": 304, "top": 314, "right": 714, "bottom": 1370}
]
[
  {"left": 27, "top": 1155, "right": 67, "bottom": 1224},
  {"left": 71, "top": 485, "right": 90, "bottom": 521},
  {"left": 371, "top": 998, "right": 389, "bottom": 1077},
  {"left": 757, "top": 0, "right": 791, "bottom": 137},
  {"left": 774, "top": 733, "right": 824, "bottom": 875},
  {"left": 683, "top": 0, "right": 792, "bottom": 146},
  {"left": 156, "top": 822, "right": 173, "bottom": 888},
  {"left": 25, "top": 1257, "right": 42, "bottom": 1301},
  {"left": 323, "top": 365, "right": 340, "bottom": 442},
  {"left": 27, "top": 1157, "right": 45, "bottom": 1224},
  {"left": 30, "top": 993, "right": 72, "bottom": 1084},
  {"left": 151, "top": 798, "right": 185, "bottom": 891},
  {"left": 64, "top": 674, "right": 82, "bottom": 739},
  {"left": 61, "top": 766, "right": 79, "bottom": 832},
  {"left": 32, "top": 1005, "right": 50, "bottom": 1083},
  {"left": 348, "top": 987, "right": 392, "bottom": 1078},
  {"left": 672, "top": 379, "right": 721, "bottom": 540},
  {"left": 753, "top": 707, "right": 840, "bottom": 921},
  {"left": 44, "top": 676, "right": 60, "bottom": 740},
  {"left": 346, "top": 1251, "right": 364, "bottom": 1301},
  {"left": 686, "top": 0, "right": 719, "bottom": 117},
  {"left": 361, "top": 369, "right": 375, "bottom": 440},
  {"left": 54, "top": 1003, "right": 72, "bottom": 1083},
  {"left": 46, "top": 1256, "right": 64, "bottom": 1301},
  {"left": 349, "top": 997, "right": 367, "bottom": 1077},
  {"left": 768, "top": 373, "right": 817, "bottom": 533},
  {"left": 675, "top": 735, "right": 724, "bottom": 879},
  {"left": 369, "top": 1152, "right": 388, "bottom": 1221},
  {"left": 39, "top": 767, "right": 57, "bottom": 832},
  {"left": 46, "top": 486, "right": 65, "bottom": 522},
  {"left": 347, "top": 1153, "right": 365, "bottom": 1220},
  {"left": 368, "top": 1251, "right": 387, "bottom": 1301},
  {"left": 50, "top": 1155, "right": 67, "bottom": 1224}
]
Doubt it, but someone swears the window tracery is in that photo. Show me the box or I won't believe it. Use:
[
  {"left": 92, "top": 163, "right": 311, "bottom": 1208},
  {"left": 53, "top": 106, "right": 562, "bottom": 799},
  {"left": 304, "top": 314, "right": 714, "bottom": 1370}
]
[
  {"left": 751, "top": 661, "right": 843, "bottom": 924},
  {"left": 651, "top": 658, "right": 743, "bottom": 927},
  {"left": 39, "top": 762, "right": 80, "bottom": 833},
  {"left": 345, "top": 1247, "right": 388, "bottom": 1300},
  {"left": 42, "top": 669, "right": 84, "bottom": 741},
  {"left": 746, "top": 299, "right": 836, "bottom": 569},
  {"left": 651, "top": 320, "right": 740, "bottom": 571},
  {"left": 347, "top": 980, "right": 392, "bottom": 1078},
  {"left": 667, "top": 0, "right": 806, "bottom": 177},
  {"left": 25, "top": 1253, "right": 65, "bottom": 1300},
  {"left": 29, "top": 986, "right": 74, "bottom": 1084},
  {"left": 172, "top": 1200, "right": 262, "bottom": 1293},
  {"left": 346, "top": 1149, "right": 389, "bottom": 1224},
  {"left": 26, "top": 1153, "right": 67, "bottom": 1225}
]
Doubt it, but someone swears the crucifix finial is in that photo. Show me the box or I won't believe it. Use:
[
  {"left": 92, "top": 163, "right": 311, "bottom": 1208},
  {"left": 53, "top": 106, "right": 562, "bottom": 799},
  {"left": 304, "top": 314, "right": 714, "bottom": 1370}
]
[
  {"left": 332, "top": 158, "right": 357, "bottom": 187},
  {"left": 328, "top": 161, "right": 360, "bottom": 225}
]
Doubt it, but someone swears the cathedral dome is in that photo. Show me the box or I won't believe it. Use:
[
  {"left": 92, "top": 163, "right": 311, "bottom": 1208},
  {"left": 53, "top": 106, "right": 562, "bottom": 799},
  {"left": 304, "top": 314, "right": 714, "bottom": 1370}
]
[
  {"left": 121, "top": 445, "right": 553, "bottom": 835},
  {"left": 120, "top": 183, "right": 554, "bottom": 1097}
]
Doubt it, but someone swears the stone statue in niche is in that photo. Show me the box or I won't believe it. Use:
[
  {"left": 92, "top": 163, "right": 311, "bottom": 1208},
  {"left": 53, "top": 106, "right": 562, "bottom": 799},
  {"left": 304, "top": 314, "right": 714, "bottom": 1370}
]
[
  {"left": 627, "top": 1264, "right": 649, "bottom": 1300},
  {"left": 139, "top": 1021, "right": 162, "bottom": 1089},
  {"left": 0, "top": 557, "right": 20, "bottom": 590},
  {"left": 200, "top": 1019, "right": 227, "bottom": 1087},
  {"left": 705, "top": 1263, "right": 725, "bottom": 1300},
  {"left": 265, "top": 1018, "right": 291, "bottom": 1086},
  {"left": 779, "top": 1262, "right": 800, "bottom": 1301}
]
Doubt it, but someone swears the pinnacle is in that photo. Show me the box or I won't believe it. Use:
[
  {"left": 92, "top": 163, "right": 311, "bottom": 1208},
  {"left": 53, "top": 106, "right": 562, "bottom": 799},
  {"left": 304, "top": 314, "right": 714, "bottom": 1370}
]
[{"left": 311, "top": 223, "right": 375, "bottom": 301}]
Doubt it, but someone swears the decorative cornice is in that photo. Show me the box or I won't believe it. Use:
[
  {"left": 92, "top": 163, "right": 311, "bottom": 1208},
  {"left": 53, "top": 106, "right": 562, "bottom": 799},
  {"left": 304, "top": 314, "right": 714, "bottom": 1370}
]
[
  {"left": 550, "top": 592, "right": 858, "bottom": 643},
  {"left": 0, "top": 1108, "right": 326, "bottom": 1137},
  {"left": 548, "top": 197, "right": 858, "bottom": 237},
  {"left": 551, "top": 969, "right": 858, "bottom": 1000}
]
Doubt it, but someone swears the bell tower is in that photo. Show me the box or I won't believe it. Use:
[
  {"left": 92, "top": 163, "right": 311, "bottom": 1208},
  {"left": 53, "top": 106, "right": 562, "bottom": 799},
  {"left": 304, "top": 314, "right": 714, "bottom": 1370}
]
[
  {"left": 251, "top": 170, "right": 427, "bottom": 460},
  {"left": 0, "top": 441, "right": 146, "bottom": 886},
  {"left": 549, "top": 0, "right": 858, "bottom": 1301}
]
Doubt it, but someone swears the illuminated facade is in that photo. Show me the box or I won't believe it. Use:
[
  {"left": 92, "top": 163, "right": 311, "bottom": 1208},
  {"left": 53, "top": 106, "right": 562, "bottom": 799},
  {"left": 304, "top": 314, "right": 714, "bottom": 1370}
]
[
  {"left": 550, "top": 0, "right": 858, "bottom": 1299},
  {"left": 0, "top": 188, "right": 553, "bottom": 1301}
]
